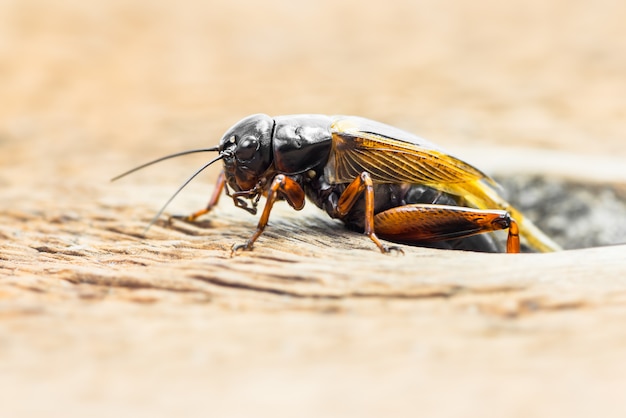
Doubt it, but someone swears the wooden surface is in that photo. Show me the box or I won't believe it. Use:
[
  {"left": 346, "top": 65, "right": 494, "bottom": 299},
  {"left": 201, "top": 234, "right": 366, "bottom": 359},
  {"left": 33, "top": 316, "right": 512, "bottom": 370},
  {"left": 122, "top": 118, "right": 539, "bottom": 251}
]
[{"left": 2, "top": 1, "right": 626, "bottom": 417}]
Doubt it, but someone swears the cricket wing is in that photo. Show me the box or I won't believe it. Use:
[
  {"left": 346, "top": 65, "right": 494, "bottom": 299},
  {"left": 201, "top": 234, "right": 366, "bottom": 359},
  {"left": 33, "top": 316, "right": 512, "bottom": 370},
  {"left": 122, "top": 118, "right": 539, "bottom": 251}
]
[{"left": 327, "top": 116, "right": 493, "bottom": 186}]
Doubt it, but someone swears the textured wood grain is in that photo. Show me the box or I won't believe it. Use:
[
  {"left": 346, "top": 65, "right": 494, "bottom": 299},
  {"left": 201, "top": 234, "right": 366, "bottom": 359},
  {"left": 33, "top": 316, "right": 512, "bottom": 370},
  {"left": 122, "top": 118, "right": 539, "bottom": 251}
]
[
  {"left": 3, "top": 180, "right": 626, "bottom": 417},
  {"left": 4, "top": 188, "right": 626, "bottom": 307}
]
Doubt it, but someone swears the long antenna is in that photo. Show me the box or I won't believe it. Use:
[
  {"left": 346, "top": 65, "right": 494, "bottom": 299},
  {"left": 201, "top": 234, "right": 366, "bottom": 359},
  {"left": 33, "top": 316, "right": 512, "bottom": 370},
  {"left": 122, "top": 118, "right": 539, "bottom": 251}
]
[
  {"left": 111, "top": 147, "right": 219, "bottom": 182},
  {"left": 142, "top": 154, "right": 225, "bottom": 234}
]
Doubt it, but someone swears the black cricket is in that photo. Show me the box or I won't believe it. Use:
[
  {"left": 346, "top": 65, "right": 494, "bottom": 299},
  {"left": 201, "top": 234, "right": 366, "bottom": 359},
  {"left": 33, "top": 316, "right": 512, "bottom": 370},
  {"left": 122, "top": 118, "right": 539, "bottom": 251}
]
[{"left": 113, "top": 114, "right": 561, "bottom": 254}]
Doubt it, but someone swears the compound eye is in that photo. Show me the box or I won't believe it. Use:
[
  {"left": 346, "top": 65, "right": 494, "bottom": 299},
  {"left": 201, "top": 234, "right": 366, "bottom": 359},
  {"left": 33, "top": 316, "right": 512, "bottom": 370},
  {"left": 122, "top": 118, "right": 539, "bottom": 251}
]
[{"left": 236, "top": 136, "right": 259, "bottom": 161}]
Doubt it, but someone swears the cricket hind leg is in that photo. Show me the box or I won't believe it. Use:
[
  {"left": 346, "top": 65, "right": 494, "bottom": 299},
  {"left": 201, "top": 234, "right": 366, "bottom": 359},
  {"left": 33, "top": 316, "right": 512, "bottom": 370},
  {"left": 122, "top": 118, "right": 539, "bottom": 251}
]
[
  {"left": 400, "top": 186, "right": 501, "bottom": 252},
  {"left": 387, "top": 185, "right": 506, "bottom": 253},
  {"left": 374, "top": 204, "right": 520, "bottom": 253}
]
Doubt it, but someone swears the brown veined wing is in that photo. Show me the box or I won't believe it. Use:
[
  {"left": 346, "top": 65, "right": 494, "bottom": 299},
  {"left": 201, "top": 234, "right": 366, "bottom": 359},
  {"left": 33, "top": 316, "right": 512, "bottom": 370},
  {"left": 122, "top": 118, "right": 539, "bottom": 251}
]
[{"left": 326, "top": 116, "right": 494, "bottom": 188}]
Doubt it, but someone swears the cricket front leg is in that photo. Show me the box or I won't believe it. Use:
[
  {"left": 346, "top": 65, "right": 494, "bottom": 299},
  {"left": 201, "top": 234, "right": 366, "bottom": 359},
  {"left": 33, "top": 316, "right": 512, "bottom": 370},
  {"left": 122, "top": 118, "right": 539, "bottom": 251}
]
[
  {"left": 374, "top": 204, "right": 521, "bottom": 253},
  {"left": 170, "top": 170, "right": 226, "bottom": 223},
  {"left": 231, "top": 174, "right": 305, "bottom": 255}
]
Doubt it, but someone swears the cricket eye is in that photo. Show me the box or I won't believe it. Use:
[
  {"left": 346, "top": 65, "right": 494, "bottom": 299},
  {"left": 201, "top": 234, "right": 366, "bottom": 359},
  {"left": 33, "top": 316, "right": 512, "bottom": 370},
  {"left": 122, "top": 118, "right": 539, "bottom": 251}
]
[{"left": 236, "top": 136, "right": 259, "bottom": 162}]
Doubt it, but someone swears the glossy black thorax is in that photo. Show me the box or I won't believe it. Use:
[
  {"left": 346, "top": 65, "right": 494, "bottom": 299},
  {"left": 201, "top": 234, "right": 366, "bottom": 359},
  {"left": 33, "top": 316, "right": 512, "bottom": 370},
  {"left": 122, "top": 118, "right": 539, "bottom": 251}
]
[{"left": 272, "top": 115, "right": 333, "bottom": 175}]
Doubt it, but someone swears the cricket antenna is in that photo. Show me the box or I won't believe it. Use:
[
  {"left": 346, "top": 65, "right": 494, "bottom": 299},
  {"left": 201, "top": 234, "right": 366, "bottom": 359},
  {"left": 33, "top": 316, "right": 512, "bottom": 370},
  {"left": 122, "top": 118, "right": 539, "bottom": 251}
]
[
  {"left": 143, "top": 154, "right": 225, "bottom": 234},
  {"left": 111, "top": 146, "right": 219, "bottom": 182}
]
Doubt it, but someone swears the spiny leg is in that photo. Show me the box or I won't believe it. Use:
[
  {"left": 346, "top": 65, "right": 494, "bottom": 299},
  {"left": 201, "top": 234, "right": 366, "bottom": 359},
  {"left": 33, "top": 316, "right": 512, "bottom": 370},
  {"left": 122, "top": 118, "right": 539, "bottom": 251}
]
[
  {"left": 337, "top": 172, "right": 403, "bottom": 254},
  {"left": 374, "top": 204, "right": 521, "bottom": 253},
  {"left": 507, "top": 218, "right": 520, "bottom": 253},
  {"left": 231, "top": 174, "right": 305, "bottom": 255},
  {"left": 170, "top": 170, "right": 226, "bottom": 223}
]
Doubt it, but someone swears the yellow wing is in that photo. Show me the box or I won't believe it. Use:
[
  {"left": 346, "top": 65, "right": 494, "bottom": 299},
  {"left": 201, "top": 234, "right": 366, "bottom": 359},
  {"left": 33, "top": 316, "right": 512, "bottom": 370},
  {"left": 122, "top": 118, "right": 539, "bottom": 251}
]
[
  {"left": 328, "top": 116, "right": 494, "bottom": 187},
  {"left": 328, "top": 116, "right": 561, "bottom": 252}
]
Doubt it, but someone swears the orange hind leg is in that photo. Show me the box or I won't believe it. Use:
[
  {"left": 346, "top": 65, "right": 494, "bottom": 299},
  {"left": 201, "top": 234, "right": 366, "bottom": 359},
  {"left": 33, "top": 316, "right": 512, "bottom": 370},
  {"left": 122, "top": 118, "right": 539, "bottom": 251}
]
[{"left": 374, "top": 204, "right": 520, "bottom": 253}]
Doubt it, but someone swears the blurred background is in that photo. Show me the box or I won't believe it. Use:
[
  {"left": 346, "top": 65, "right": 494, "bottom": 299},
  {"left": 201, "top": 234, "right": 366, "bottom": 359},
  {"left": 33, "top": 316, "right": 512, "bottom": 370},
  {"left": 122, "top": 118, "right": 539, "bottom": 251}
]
[{"left": 2, "top": 0, "right": 625, "bottom": 184}]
